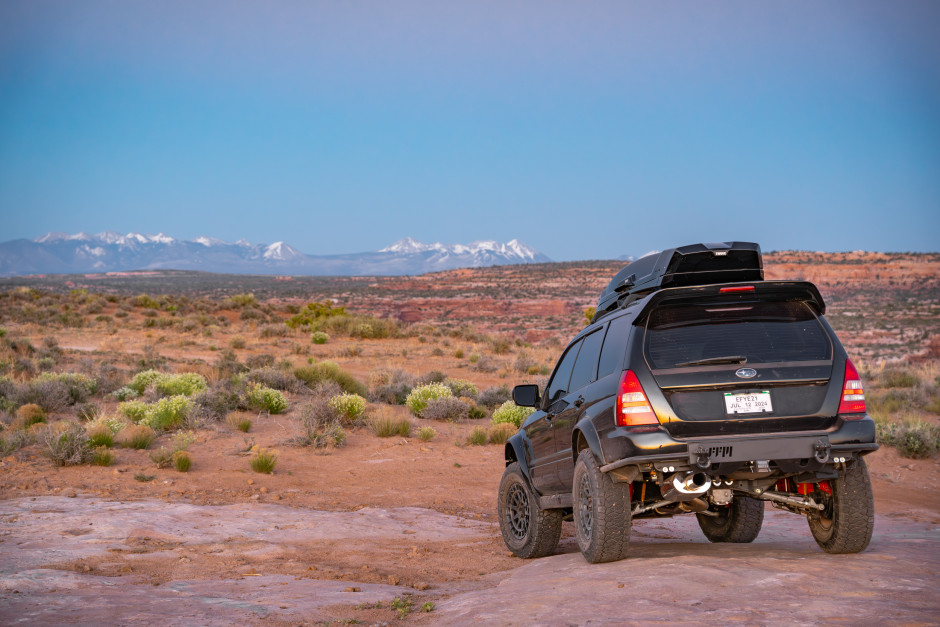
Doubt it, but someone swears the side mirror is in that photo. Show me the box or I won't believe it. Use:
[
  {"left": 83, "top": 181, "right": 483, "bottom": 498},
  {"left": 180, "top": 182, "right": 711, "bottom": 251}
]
[{"left": 512, "top": 384, "right": 540, "bottom": 408}]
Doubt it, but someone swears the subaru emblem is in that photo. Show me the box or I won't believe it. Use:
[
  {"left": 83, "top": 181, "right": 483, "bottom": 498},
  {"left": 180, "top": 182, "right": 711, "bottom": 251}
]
[{"left": 735, "top": 368, "right": 757, "bottom": 379}]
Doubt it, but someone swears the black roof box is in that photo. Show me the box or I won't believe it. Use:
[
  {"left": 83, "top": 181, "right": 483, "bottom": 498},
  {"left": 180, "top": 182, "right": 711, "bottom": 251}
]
[{"left": 594, "top": 242, "right": 763, "bottom": 322}]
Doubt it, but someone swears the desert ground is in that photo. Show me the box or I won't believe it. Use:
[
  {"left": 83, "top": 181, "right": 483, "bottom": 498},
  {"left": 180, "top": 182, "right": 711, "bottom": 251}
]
[{"left": 1, "top": 252, "right": 938, "bottom": 625}]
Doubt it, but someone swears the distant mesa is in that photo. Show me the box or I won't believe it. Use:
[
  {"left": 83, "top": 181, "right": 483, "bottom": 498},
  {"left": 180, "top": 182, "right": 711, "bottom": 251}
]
[{"left": 0, "top": 231, "right": 551, "bottom": 277}]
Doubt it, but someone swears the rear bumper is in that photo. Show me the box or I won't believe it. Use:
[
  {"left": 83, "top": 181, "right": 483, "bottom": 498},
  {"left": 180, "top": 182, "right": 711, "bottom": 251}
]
[{"left": 600, "top": 415, "right": 878, "bottom": 474}]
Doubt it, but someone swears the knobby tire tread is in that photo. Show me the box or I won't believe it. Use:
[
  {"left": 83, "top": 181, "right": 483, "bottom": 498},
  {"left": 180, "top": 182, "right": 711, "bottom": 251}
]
[
  {"left": 574, "top": 450, "right": 632, "bottom": 564},
  {"left": 809, "top": 458, "right": 874, "bottom": 554}
]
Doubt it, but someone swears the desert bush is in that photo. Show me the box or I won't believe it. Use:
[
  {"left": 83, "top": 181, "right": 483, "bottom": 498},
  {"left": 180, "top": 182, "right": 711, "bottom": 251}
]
[
  {"left": 39, "top": 422, "right": 93, "bottom": 466},
  {"left": 250, "top": 447, "right": 278, "bottom": 473},
  {"left": 444, "top": 378, "right": 478, "bottom": 398},
  {"left": 421, "top": 397, "right": 471, "bottom": 422},
  {"left": 173, "top": 450, "right": 192, "bottom": 472},
  {"left": 154, "top": 372, "right": 207, "bottom": 397},
  {"left": 367, "top": 369, "right": 416, "bottom": 405},
  {"left": 229, "top": 337, "right": 247, "bottom": 350},
  {"left": 246, "top": 384, "right": 288, "bottom": 414},
  {"left": 294, "top": 361, "right": 365, "bottom": 396},
  {"left": 259, "top": 324, "right": 288, "bottom": 338},
  {"left": 227, "top": 414, "right": 252, "bottom": 432},
  {"left": 490, "top": 338, "right": 512, "bottom": 355},
  {"left": 418, "top": 371, "right": 447, "bottom": 385},
  {"left": 285, "top": 301, "right": 347, "bottom": 329},
  {"left": 466, "top": 427, "right": 487, "bottom": 446},
  {"left": 0, "top": 429, "right": 31, "bottom": 454},
  {"left": 417, "top": 426, "right": 437, "bottom": 442},
  {"left": 477, "top": 385, "right": 512, "bottom": 408},
  {"left": 117, "top": 424, "right": 156, "bottom": 449},
  {"left": 15, "top": 403, "right": 46, "bottom": 428},
  {"left": 91, "top": 447, "right": 114, "bottom": 466},
  {"left": 245, "top": 367, "right": 303, "bottom": 393},
  {"left": 491, "top": 400, "right": 536, "bottom": 428},
  {"left": 488, "top": 422, "right": 517, "bottom": 444},
  {"left": 141, "top": 395, "right": 191, "bottom": 430},
  {"left": 191, "top": 384, "right": 243, "bottom": 421},
  {"left": 76, "top": 402, "right": 99, "bottom": 422},
  {"left": 227, "top": 293, "right": 257, "bottom": 308},
  {"left": 513, "top": 352, "right": 537, "bottom": 374},
  {"left": 15, "top": 377, "right": 71, "bottom": 412},
  {"left": 880, "top": 368, "right": 920, "bottom": 388},
  {"left": 118, "top": 400, "right": 150, "bottom": 423},
  {"left": 112, "top": 386, "right": 139, "bottom": 401},
  {"left": 128, "top": 369, "right": 163, "bottom": 394},
  {"left": 472, "top": 354, "right": 499, "bottom": 373},
  {"left": 405, "top": 383, "right": 453, "bottom": 417},
  {"left": 328, "top": 393, "right": 366, "bottom": 424},
  {"left": 877, "top": 417, "right": 940, "bottom": 458},
  {"left": 245, "top": 353, "right": 276, "bottom": 369},
  {"left": 86, "top": 423, "right": 114, "bottom": 447},
  {"left": 311, "top": 331, "right": 329, "bottom": 344},
  {"left": 293, "top": 401, "right": 347, "bottom": 448},
  {"left": 369, "top": 413, "right": 412, "bottom": 438}
]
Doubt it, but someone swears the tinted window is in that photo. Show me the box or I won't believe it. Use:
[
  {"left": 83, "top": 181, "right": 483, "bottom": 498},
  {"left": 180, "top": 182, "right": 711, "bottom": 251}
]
[
  {"left": 545, "top": 339, "right": 582, "bottom": 404},
  {"left": 568, "top": 330, "right": 605, "bottom": 392},
  {"left": 597, "top": 315, "right": 631, "bottom": 379},
  {"left": 645, "top": 301, "right": 831, "bottom": 369}
]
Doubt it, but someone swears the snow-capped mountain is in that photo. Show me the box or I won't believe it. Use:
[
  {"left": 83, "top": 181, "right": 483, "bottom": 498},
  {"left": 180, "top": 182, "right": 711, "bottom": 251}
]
[{"left": 0, "top": 232, "right": 551, "bottom": 277}]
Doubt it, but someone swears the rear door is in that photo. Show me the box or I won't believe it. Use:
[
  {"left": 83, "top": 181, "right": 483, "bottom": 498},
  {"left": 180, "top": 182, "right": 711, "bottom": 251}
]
[{"left": 642, "top": 299, "right": 835, "bottom": 437}]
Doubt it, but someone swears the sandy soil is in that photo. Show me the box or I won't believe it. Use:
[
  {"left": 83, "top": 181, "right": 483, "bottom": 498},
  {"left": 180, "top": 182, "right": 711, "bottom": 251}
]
[{"left": 2, "top": 414, "right": 939, "bottom": 625}]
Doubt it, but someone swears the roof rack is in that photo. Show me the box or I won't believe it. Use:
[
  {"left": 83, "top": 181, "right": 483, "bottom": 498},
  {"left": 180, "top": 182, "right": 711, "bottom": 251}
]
[{"left": 592, "top": 242, "right": 763, "bottom": 323}]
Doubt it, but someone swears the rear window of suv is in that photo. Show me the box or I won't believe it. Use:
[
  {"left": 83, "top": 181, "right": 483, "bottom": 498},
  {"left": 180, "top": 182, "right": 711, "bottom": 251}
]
[{"left": 644, "top": 300, "right": 831, "bottom": 369}]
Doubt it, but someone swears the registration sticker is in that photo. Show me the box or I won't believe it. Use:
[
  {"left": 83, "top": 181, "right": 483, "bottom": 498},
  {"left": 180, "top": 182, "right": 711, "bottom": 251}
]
[{"left": 724, "top": 391, "right": 773, "bottom": 414}]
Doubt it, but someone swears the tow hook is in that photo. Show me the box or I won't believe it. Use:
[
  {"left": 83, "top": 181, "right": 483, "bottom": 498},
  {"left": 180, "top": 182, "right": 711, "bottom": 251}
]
[{"left": 814, "top": 439, "right": 831, "bottom": 463}]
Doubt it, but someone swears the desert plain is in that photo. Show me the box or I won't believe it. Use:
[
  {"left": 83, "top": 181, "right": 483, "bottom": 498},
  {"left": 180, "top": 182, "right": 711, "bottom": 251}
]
[{"left": 0, "top": 251, "right": 938, "bottom": 625}]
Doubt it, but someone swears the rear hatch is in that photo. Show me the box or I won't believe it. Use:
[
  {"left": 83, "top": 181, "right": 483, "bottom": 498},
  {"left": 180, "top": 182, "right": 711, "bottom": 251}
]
[{"left": 640, "top": 285, "right": 836, "bottom": 438}]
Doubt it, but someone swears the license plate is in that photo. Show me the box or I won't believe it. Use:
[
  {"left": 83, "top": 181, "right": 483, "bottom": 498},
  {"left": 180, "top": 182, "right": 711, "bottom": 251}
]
[{"left": 724, "top": 391, "right": 773, "bottom": 414}]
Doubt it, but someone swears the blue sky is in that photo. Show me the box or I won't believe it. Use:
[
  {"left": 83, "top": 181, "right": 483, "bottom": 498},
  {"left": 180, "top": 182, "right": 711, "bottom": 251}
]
[{"left": 1, "top": 1, "right": 938, "bottom": 261}]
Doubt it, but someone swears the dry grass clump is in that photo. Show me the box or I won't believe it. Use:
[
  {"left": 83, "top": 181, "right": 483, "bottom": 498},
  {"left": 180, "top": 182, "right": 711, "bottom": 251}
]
[
  {"left": 369, "top": 411, "right": 412, "bottom": 438},
  {"left": 291, "top": 401, "right": 347, "bottom": 449},
  {"left": 14, "top": 403, "right": 46, "bottom": 429},
  {"left": 91, "top": 446, "right": 115, "bottom": 466},
  {"left": 417, "top": 426, "right": 437, "bottom": 442},
  {"left": 172, "top": 450, "right": 192, "bottom": 472},
  {"left": 294, "top": 361, "right": 366, "bottom": 396},
  {"left": 487, "top": 422, "right": 517, "bottom": 444},
  {"left": 86, "top": 423, "right": 114, "bottom": 448},
  {"left": 421, "top": 397, "right": 471, "bottom": 422},
  {"left": 250, "top": 447, "right": 278, "bottom": 473},
  {"left": 466, "top": 426, "right": 487, "bottom": 446},
  {"left": 226, "top": 414, "right": 252, "bottom": 432},
  {"left": 38, "top": 421, "right": 93, "bottom": 466},
  {"left": 116, "top": 424, "right": 156, "bottom": 450}
]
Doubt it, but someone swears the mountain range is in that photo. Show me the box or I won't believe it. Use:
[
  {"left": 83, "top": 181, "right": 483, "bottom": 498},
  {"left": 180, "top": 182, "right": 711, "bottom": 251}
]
[{"left": 0, "top": 232, "right": 551, "bottom": 277}]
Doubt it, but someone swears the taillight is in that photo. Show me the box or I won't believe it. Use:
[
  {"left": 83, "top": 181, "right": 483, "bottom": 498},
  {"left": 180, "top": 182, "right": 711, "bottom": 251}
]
[
  {"left": 838, "top": 359, "right": 866, "bottom": 417},
  {"left": 719, "top": 286, "right": 755, "bottom": 293},
  {"left": 616, "top": 370, "right": 659, "bottom": 427}
]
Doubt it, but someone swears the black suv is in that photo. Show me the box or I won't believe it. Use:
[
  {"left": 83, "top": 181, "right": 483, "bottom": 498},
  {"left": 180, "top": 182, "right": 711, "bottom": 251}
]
[{"left": 498, "top": 242, "right": 877, "bottom": 563}]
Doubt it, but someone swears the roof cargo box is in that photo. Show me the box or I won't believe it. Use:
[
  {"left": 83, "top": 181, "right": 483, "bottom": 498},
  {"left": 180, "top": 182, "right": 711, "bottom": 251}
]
[{"left": 594, "top": 242, "right": 763, "bottom": 321}]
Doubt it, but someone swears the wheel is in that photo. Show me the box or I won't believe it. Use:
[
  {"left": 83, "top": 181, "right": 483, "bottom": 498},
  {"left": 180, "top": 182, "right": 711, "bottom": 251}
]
[
  {"left": 497, "top": 462, "right": 563, "bottom": 558},
  {"left": 572, "top": 449, "right": 632, "bottom": 563},
  {"left": 696, "top": 495, "right": 764, "bottom": 543},
  {"left": 807, "top": 458, "right": 875, "bottom": 554}
]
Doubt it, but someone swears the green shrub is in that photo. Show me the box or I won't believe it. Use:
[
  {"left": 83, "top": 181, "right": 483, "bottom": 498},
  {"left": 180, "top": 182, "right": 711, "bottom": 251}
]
[
  {"left": 417, "top": 426, "right": 437, "bottom": 442},
  {"left": 881, "top": 368, "right": 920, "bottom": 388},
  {"left": 118, "top": 400, "right": 150, "bottom": 423},
  {"left": 250, "top": 447, "right": 278, "bottom": 473},
  {"left": 328, "top": 393, "right": 366, "bottom": 424},
  {"left": 112, "top": 386, "right": 139, "bottom": 401},
  {"left": 311, "top": 331, "right": 329, "bottom": 344},
  {"left": 35, "top": 372, "right": 98, "bottom": 404},
  {"left": 491, "top": 400, "right": 536, "bottom": 428},
  {"left": 246, "top": 384, "right": 288, "bottom": 414},
  {"left": 173, "top": 450, "right": 192, "bottom": 472},
  {"left": 444, "top": 378, "right": 478, "bottom": 398},
  {"left": 369, "top": 414, "right": 412, "bottom": 438},
  {"left": 39, "top": 422, "right": 93, "bottom": 466},
  {"left": 294, "top": 361, "right": 365, "bottom": 396},
  {"left": 466, "top": 426, "right": 487, "bottom": 446},
  {"left": 141, "top": 396, "right": 191, "bottom": 431},
  {"left": 405, "top": 383, "right": 453, "bottom": 417},
  {"left": 877, "top": 417, "right": 940, "bottom": 458},
  {"left": 128, "top": 369, "right": 163, "bottom": 394},
  {"left": 286, "top": 301, "right": 347, "bottom": 329},
  {"left": 154, "top": 372, "right": 207, "bottom": 397}
]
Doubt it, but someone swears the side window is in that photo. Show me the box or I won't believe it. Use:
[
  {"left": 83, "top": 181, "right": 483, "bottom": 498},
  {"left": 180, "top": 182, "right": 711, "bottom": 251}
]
[
  {"left": 544, "top": 339, "right": 582, "bottom": 405},
  {"left": 568, "top": 330, "right": 605, "bottom": 392},
  {"left": 597, "top": 315, "right": 631, "bottom": 379}
]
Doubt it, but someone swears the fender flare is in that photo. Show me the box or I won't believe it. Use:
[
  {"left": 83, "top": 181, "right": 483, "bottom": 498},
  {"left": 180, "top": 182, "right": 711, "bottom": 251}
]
[
  {"left": 505, "top": 432, "right": 534, "bottom": 484},
  {"left": 572, "top": 418, "right": 605, "bottom": 467}
]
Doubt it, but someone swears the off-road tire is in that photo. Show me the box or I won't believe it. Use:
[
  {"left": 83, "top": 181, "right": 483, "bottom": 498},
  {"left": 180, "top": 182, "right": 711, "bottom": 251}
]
[
  {"left": 573, "top": 450, "right": 632, "bottom": 563},
  {"left": 807, "top": 458, "right": 875, "bottom": 554},
  {"left": 697, "top": 495, "right": 764, "bottom": 543},
  {"left": 498, "top": 462, "right": 563, "bottom": 558}
]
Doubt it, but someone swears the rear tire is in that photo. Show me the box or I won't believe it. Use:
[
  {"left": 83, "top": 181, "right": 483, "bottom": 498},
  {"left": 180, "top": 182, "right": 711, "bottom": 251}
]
[
  {"left": 573, "top": 450, "right": 632, "bottom": 563},
  {"left": 498, "top": 462, "right": 563, "bottom": 558},
  {"left": 696, "top": 495, "right": 764, "bottom": 543},
  {"left": 807, "top": 459, "right": 874, "bottom": 554}
]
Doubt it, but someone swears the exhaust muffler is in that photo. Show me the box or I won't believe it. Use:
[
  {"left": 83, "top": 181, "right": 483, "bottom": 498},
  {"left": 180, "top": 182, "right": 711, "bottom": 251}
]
[{"left": 671, "top": 472, "right": 712, "bottom": 494}]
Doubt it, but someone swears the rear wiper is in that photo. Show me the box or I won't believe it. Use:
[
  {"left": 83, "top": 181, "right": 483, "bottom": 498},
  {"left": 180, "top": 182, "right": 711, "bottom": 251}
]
[{"left": 676, "top": 355, "right": 748, "bottom": 367}]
